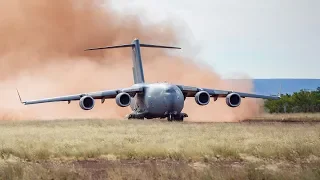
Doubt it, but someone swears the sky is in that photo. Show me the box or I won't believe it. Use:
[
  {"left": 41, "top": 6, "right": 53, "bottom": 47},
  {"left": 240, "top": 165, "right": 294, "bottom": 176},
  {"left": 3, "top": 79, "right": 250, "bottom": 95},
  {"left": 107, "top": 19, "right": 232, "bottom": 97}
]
[{"left": 109, "top": 0, "right": 319, "bottom": 79}]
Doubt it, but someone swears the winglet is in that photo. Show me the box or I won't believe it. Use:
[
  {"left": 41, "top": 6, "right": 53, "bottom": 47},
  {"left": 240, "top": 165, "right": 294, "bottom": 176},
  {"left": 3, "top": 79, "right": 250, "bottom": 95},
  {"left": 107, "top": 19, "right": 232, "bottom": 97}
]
[{"left": 16, "top": 89, "right": 25, "bottom": 105}]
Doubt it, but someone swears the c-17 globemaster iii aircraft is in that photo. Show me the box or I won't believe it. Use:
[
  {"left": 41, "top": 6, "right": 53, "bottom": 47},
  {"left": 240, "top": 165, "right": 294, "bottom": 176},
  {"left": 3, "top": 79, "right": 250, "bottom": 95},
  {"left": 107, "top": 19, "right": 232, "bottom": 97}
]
[{"left": 17, "top": 38, "right": 280, "bottom": 121}]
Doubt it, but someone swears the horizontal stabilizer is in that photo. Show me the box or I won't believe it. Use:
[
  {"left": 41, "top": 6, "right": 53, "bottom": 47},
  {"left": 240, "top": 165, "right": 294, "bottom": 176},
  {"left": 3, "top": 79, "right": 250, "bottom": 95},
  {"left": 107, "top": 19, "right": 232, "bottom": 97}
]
[
  {"left": 139, "top": 43, "right": 181, "bottom": 49},
  {"left": 84, "top": 44, "right": 133, "bottom": 51},
  {"left": 84, "top": 42, "right": 181, "bottom": 51}
]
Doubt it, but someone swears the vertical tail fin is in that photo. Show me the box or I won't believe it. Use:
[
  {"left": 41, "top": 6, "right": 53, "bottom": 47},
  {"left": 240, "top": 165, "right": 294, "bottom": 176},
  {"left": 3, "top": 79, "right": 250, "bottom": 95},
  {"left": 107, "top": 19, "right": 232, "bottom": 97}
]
[
  {"left": 84, "top": 38, "right": 181, "bottom": 84},
  {"left": 132, "top": 67, "right": 137, "bottom": 83},
  {"left": 131, "top": 39, "right": 145, "bottom": 84}
]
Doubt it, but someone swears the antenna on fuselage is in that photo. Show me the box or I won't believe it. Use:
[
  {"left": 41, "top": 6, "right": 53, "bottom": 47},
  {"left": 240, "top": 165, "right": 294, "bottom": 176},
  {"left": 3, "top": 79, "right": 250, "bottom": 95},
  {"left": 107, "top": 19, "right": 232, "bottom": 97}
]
[{"left": 84, "top": 38, "right": 182, "bottom": 84}]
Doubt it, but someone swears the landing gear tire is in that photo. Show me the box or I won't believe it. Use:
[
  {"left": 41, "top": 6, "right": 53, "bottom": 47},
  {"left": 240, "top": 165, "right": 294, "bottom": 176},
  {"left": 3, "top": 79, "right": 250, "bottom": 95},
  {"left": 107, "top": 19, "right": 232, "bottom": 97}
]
[
  {"left": 126, "top": 113, "right": 145, "bottom": 120},
  {"left": 126, "top": 114, "right": 133, "bottom": 120},
  {"left": 176, "top": 116, "right": 184, "bottom": 122},
  {"left": 167, "top": 114, "right": 185, "bottom": 122}
]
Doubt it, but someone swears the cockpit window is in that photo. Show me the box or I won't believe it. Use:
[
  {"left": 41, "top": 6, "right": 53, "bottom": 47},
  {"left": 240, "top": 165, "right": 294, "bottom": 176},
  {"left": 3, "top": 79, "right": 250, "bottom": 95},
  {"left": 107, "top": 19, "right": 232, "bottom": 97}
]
[{"left": 165, "top": 88, "right": 175, "bottom": 93}]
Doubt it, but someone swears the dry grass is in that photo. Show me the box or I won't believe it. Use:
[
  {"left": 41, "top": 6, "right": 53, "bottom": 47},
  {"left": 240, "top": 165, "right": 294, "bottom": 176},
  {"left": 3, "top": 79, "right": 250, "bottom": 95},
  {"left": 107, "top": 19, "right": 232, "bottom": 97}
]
[
  {"left": 1, "top": 158, "right": 320, "bottom": 180},
  {"left": 0, "top": 119, "right": 319, "bottom": 161},
  {"left": 247, "top": 113, "right": 320, "bottom": 122},
  {"left": 0, "top": 117, "right": 319, "bottom": 179}
]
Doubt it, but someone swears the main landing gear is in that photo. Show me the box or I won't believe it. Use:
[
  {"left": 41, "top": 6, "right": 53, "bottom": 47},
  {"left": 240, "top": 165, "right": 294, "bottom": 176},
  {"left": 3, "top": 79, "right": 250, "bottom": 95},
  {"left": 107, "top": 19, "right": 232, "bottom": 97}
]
[
  {"left": 126, "top": 112, "right": 145, "bottom": 120},
  {"left": 126, "top": 112, "right": 188, "bottom": 122},
  {"left": 167, "top": 113, "right": 188, "bottom": 122}
]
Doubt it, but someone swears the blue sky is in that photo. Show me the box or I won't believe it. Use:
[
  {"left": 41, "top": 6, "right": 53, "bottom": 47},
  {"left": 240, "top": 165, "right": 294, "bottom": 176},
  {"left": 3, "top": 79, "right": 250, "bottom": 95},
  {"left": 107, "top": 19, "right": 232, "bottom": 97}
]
[{"left": 109, "top": 0, "right": 319, "bottom": 78}]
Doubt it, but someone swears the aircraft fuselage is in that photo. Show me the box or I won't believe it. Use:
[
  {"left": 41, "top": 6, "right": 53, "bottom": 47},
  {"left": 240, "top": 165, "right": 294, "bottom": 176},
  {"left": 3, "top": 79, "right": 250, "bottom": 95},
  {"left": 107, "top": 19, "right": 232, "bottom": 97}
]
[{"left": 128, "top": 83, "right": 185, "bottom": 120}]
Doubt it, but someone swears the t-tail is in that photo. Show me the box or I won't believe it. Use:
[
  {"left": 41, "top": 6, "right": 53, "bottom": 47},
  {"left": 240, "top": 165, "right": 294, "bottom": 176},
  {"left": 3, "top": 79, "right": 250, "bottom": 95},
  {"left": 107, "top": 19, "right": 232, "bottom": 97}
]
[{"left": 84, "top": 38, "right": 181, "bottom": 84}]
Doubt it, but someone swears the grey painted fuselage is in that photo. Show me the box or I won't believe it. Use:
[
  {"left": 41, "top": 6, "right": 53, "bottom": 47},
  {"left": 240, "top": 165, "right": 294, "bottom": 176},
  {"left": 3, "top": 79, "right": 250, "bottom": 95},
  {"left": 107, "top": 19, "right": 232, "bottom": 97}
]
[{"left": 129, "top": 83, "right": 184, "bottom": 119}]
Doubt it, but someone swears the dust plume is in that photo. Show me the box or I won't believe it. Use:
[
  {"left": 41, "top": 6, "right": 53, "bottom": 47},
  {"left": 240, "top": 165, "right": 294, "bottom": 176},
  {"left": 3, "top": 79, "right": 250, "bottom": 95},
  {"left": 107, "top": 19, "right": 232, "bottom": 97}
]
[{"left": 0, "top": 0, "right": 262, "bottom": 122}]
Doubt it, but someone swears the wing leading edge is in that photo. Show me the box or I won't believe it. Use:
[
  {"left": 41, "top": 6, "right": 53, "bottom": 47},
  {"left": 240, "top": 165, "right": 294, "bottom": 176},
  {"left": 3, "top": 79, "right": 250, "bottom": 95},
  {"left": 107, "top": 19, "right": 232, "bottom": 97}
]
[
  {"left": 176, "top": 85, "right": 280, "bottom": 100},
  {"left": 17, "top": 86, "right": 143, "bottom": 105}
]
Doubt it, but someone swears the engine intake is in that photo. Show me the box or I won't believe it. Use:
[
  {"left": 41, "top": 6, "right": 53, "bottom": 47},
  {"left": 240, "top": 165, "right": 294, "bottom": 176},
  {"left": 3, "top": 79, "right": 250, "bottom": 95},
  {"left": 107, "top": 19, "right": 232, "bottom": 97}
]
[
  {"left": 79, "top": 96, "right": 95, "bottom": 110},
  {"left": 195, "top": 91, "right": 210, "bottom": 105},
  {"left": 226, "top": 93, "right": 241, "bottom": 107},
  {"left": 116, "top": 92, "right": 131, "bottom": 107}
]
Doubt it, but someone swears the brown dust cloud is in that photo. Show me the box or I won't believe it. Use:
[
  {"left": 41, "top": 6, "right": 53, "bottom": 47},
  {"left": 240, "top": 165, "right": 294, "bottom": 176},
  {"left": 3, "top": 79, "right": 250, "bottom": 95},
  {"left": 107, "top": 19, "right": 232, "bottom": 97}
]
[{"left": 0, "top": 0, "right": 263, "bottom": 122}]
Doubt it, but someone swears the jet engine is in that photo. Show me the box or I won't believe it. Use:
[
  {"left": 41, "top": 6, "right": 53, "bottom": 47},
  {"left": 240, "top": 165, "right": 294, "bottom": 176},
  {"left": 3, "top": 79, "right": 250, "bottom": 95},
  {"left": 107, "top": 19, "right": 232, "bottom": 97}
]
[
  {"left": 116, "top": 92, "right": 131, "bottom": 107},
  {"left": 195, "top": 91, "right": 210, "bottom": 105},
  {"left": 226, "top": 93, "right": 241, "bottom": 107},
  {"left": 79, "top": 96, "right": 95, "bottom": 110}
]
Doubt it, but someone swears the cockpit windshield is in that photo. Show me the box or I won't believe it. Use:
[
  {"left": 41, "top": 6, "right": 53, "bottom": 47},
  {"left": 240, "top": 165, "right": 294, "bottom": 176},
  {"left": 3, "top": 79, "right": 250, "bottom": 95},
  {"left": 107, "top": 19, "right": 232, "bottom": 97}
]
[{"left": 165, "top": 88, "right": 176, "bottom": 93}]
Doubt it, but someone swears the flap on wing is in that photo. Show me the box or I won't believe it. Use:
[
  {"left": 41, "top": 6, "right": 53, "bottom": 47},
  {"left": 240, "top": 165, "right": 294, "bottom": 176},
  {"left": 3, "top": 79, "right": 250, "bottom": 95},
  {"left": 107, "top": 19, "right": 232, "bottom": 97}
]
[
  {"left": 90, "top": 86, "right": 144, "bottom": 98},
  {"left": 178, "top": 86, "right": 230, "bottom": 98},
  {"left": 176, "top": 85, "right": 280, "bottom": 100},
  {"left": 87, "top": 90, "right": 118, "bottom": 99},
  {"left": 176, "top": 85, "right": 199, "bottom": 97},
  {"left": 121, "top": 86, "right": 144, "bottom": 96},
  {"left": 19, "top": 86, "right": 145, "bottom": 105}
]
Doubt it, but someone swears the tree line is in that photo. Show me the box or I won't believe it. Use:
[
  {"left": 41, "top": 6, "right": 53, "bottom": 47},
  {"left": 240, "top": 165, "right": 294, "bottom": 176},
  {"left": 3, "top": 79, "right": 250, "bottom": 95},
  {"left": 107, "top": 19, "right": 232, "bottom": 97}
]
[{"left": 264, "top": 87, "right": 320, "bottom": 113}]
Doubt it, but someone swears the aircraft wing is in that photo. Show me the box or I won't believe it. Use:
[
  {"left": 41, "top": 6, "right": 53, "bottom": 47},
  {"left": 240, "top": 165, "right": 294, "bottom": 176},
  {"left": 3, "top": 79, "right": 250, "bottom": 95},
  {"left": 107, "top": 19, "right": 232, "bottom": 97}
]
[
  {"left": 176, "top": 85, "right": 280, "bottom": 100},
  {"left": 17, "top": 86, "right": 143, "bottom": 105}
]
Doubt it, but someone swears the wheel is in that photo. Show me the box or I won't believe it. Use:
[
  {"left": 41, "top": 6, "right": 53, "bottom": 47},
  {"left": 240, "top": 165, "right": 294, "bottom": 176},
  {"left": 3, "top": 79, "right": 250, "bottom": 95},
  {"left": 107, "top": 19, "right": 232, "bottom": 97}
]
[
  {"left": 175, "top": 116, "right": 184, "bottom": 122},
  {"left": 177, "top": 117, "right": 184, "bottom": 121},
  {"left": 126, "top": 114, "right": 133, "bottom": 120},
  {"left": 167, "top": 114, "right": 173, "bottom": 122}
]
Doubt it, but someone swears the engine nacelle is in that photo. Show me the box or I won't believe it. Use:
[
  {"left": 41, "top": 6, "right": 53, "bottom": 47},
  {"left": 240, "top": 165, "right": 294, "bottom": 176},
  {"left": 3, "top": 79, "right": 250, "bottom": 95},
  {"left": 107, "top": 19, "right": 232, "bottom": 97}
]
[
  {"left": 116, "top": 92, "right": 131, "bottom": 107},
  {"left": 226, "top": 93, "right": 241, "bottom": 107},
  {"left": 79, "top": 96, "right": 95, "bottom": 110},
  {"left": 195, "top": 91, "right": 210, "bottom": 105}
]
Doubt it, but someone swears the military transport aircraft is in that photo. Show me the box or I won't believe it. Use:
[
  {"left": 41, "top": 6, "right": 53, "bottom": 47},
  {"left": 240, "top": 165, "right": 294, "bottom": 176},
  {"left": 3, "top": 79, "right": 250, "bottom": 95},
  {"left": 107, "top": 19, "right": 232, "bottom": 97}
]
[{"left": 17, "top": 38, "right": 280, "bottom": 121}]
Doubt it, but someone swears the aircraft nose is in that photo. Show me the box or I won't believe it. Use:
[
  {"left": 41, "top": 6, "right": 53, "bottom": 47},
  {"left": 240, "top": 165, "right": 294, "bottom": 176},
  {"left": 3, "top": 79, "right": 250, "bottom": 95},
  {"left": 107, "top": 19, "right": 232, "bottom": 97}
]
[
  {"left": 164, "top": 93, "right": 175, "bottom": 111},
  {"left": 163, "top": 87, "right": 182, "bottom": 113},
  {"left": 165, "top": 87, "right": 176, "bottom": 93}
]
